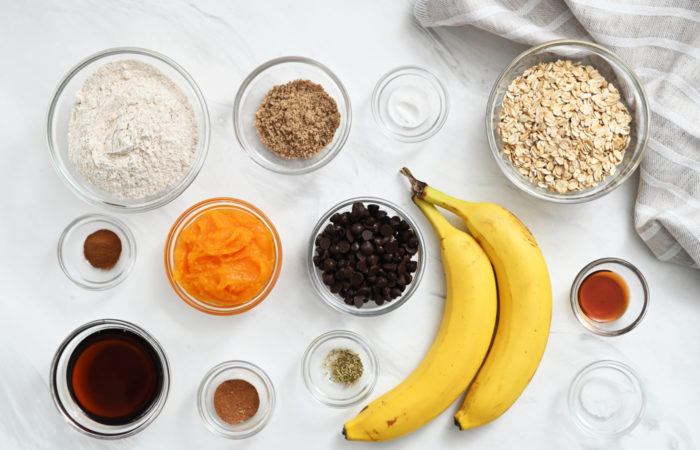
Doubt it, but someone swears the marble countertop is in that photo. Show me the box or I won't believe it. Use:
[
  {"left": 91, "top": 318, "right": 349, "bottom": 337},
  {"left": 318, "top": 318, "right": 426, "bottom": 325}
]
[{"left": 1, "top": 1, "right": 698, "bottom": 448}]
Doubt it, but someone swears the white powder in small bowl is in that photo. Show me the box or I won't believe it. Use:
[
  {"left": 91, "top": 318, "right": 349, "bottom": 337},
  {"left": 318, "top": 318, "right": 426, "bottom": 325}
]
[{"left": 68, "top": 60, "right": 198, "bottom": 199}]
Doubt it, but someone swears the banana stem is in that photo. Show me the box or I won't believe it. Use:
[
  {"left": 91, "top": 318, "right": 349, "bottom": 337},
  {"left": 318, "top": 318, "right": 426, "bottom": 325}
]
[{"left": 400, "top": 167, "right": 427, "bottom": 198}]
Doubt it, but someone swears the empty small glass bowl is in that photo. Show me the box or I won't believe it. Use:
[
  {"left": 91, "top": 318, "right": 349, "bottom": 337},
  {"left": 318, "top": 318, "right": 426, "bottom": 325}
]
[
  {"left": 197, "top": 361, "right": 275, "bottom": 439},
  {"left": 568, "top": 360, "right": 645, "bottom": 438},
  {"left": 233, "top": 56, "right": 351, "bottom": 174},
  {"left": 307, "top": 197, "right": 426, "bottom": 316},
  {"left": 46, "top": 47, "right": 210, "bottom": 212},
  {"left": 164, "top": 198, "right": 282, "bottom": 315},
  {"left": 302, "top": 330, "right": 378, "bottom": 407},
  {"left": 486, "top": 40, "right": 649, "bottom": 203},
  {"left": 50, "top": 319, "right": 171, "bottom": 439},
  {"left": 372, "top": 66, "right": 449, "bottom": 142},
  {"left": 570, "top": 257, "right": 649, "bottom": 336},
  {"left": 57, "top": 214, "right": 136, "bottom": 290}
]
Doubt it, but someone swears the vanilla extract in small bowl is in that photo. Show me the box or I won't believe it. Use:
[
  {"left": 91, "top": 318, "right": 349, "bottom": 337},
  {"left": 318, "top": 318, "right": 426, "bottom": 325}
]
[{"left": 570, "top": 258, "right": 649, "bottom": 336}]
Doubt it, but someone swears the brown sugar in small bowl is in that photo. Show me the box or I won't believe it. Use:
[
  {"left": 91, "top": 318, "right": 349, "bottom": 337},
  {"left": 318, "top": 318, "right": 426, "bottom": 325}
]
[{"left": 164, "top": 197, "right": 282, "bottom": 315}]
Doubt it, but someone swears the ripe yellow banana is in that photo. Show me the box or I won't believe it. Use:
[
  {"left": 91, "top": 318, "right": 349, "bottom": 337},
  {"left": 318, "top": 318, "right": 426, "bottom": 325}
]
[
  {"left": 343, "top": 198, "right": 497, "bottom": 441},
  {"left": 401, "top": 168, "right": 552, "bottom": 431}
]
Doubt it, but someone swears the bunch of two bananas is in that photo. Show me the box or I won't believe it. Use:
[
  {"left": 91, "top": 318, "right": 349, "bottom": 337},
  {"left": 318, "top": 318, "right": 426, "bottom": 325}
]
[{"left": 343, "top": 169, "right": 552, "bottom": 441}]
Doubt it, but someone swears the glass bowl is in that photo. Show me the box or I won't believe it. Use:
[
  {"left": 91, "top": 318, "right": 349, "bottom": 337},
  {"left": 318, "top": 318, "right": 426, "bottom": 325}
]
[
  {"left": 57, "top": 214, "right": 136, "bottom": 290},
  {"left": 372, "top": 66, "right": 449, "bottom": 142},
  {"left": 570, "top": 257, "right": 649, "bottom": 336},
  {"left": 46, "top": 47, "right": 210, "bottom": 212},
  {"left": 568, "top": 360, "right": 645, "bottom": 438},
  {"left": 486, "top": 40, "right": 650, "bottom": 203},
  {"left": 302, "top": 330, "right": 378, "bottom": 408},
  {"left": 164, "top": 198, "right": 282, "bottom": 315},
  {"left": 307, "top": 197, "right": 426, "bottom": 316},
  {"left": 233, "top": 56, "right": 351, "bottom": 174},
  {"left": 197, "top": 361, "right": 275, "bottom": 439},
  {"left": 49, "top": 319, "right": 171, "bottom": 439}
]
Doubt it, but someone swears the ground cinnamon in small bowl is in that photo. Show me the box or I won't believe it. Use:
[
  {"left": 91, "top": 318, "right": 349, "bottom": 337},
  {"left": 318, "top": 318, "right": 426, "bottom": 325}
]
[
  {"left": 254, "top": 79, "right": 340, "bottom": 159},
  {"left": 213, "top": 379, "right": 260, "bottom": 425},
  {"left": 83, "top": 229, "right": 122, "bottom": 270}
]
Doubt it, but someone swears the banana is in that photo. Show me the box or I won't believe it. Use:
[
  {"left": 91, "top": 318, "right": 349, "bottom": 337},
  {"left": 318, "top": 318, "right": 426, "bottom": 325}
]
[
  {"left": 343, "top": 198, "right": 497, "bottom": 442},
  {"left": 400, "top": 168, "right": 552, "bottom": 431}
]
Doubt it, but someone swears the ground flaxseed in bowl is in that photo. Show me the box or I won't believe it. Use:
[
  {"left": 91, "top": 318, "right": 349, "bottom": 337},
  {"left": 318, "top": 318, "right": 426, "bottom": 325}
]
[
  {"left": 486, "top": 40, "right": 650, "bottom": 203},
  {"left": 254, "top": 79, "right": 340, "bottom": 159},
  {"left": 498, "top": 59, "right": 632, "bottom": 195}
]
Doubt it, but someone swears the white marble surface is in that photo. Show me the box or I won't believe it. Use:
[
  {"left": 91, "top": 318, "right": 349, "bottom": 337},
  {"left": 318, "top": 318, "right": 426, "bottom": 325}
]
[{"left": 1, "top": 1, "right": 699, "bottom": 449}]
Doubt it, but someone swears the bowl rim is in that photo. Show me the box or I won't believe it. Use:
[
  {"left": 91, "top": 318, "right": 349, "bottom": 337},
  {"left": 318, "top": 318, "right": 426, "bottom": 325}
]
[
  {"left": 164, "top": 197, "right": 282, "bottom": 315},
  {"left": 569, "top": 257, "right": 649, "bottom": 336},
  {"left": 49, "top": 318, "right": 171, "bottom": 439},
  {"left": 196, "top": 360, "right": 276, "bottom": 439},
  {"left": 306, "top": 196, "right": 426, "bottom": 316},
  {"left": 568, "top": 359, "right": 646, "bottom": 437},
  {"left": 46, "top": 46, "right": 211, "bottom": 212},
  {"left": 485, "top": 39, "right": 650, "bottom": 203},
  {"left": 232, "top": 55, "right": 352, "bottom": 175},
  {"left": 371, "top": 65, "right": 449, "bottom": 142},
  {"left": 301, "top": 329, "right": 379, "bottom": 407},
  {"left": 57, "top": 213, "right": 137, "bottom": 290}
]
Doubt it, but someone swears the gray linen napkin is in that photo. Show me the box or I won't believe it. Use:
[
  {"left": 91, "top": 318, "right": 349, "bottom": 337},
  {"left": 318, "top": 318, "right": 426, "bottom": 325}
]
[{"left": 416, "top": 0, "right": 700, "bottom": 268}]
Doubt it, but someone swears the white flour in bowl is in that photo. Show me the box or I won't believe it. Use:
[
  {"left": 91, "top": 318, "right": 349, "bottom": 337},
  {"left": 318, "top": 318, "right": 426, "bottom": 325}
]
[{"left": 68, "top": 60, "right": 197, "bottom": 199}]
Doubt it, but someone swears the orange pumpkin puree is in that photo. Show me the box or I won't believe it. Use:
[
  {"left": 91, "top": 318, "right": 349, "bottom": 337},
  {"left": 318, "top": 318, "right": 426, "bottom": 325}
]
[{"left": 173, "top": 209, "right": 276, "bottom": 307}]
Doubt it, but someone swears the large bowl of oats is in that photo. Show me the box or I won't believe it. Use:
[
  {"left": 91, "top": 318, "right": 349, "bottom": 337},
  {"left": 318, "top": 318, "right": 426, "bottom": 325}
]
[{"left": 486, "top": 40, "right": 650, "bottom": 203}]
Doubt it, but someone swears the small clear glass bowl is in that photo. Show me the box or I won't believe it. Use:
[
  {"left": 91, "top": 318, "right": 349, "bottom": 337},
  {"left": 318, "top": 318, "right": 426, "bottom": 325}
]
[
  {"left": 569, "top": 360, "right": 645, "bottom": 438},
  {"left": 164, "top": 198, "right": 282, "bottom": 315},
  {"left": 302, "top": 330, "right": 378, "bottom": 408},
  {"left": 197, "top": 361, "right": 275, "bottom": 439},
  {"left": 57, "top": 214, "right": 136, "bottom": 290},
  {"left": 486, "top": 40, "right": 650, "bottom": 203},
  {"left": 49, "top": 319, "right": 171, "bottom": 439},
  {"left": 570, "top": 257, "right": 649, "bottom": 336},
  {"left": 372, "top": 66, "right": 449, "bottom": 142},
  {"left": 46, "top": 47, "right": 210, "bottom": 212},
  {"left": 233, "top": 56, "right": 351, "bottom": 174},
  {"left": 307, "top": 197, "right": 426, "bottom": 316}
]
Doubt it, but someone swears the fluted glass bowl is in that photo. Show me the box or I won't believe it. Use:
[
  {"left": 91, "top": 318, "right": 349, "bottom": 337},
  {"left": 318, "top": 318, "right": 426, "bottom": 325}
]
[
  {"left": 486, "top": 40, "right": 649, "bottom": 203},
  {"left": 46, "top": 47, "right": 210, "bottom": 212}
]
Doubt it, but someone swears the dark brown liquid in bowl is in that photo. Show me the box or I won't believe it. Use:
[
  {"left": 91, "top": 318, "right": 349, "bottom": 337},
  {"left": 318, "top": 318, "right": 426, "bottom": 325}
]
[{"left": 66, "top": 329, "right": 163, "bottom": 425}]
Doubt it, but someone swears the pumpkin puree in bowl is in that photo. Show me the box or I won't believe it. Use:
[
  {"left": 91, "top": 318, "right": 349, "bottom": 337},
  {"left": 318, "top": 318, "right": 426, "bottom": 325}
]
[{"left": 173, "top": 209, "right": 276, "bottom": 307}]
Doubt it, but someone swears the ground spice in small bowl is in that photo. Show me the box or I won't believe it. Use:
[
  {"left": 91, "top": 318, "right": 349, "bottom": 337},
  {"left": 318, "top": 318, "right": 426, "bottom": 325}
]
[
  {"left": 254, "top": 79, "right": 340, "bottom": 159},
  {"left": 213, "top": 379, "right": 260, "bottom": 425},
  {"left": 83, "top": 229, "right": 122, "bottom": 270},
  {"left": 323, "top": 348, "right": 363, "bottom": 386}
]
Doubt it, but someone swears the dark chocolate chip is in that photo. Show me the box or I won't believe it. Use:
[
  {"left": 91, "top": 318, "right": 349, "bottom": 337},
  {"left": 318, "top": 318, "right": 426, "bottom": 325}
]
[
  {"left": 319, "top": 237, "right": 331, "bottom": 250},
  {"left": 362, "top": 230, "right": 374, "bottom": 241},
  {"left": 367, "top": 254, "right": 379, "bottom": 266},
  {"left": 360, "top": 241, "right": 374, "bottom": 255},
  {"left": 323, "top": 259, "right": 336, "bottom": 272},
  {"left": 380, "top": 223, "right": 393, "bottom": 237},
  {"left": 350, "top": 271, "right": 364, "bottom": 286},
  {"left": 338, "top": 240, "right": 350, "bottom": 253},
  {"left": 322, "top": 273, "right": 335, "bottom": 285},
  {"left": 351, "top": 222, "right": 364, "bottom": 236}
]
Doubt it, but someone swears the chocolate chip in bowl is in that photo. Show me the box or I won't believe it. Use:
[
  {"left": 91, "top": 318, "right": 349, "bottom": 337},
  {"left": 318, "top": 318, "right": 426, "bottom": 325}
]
[{"left": 307, "top": 197, "right": 426, "bottom": 316}]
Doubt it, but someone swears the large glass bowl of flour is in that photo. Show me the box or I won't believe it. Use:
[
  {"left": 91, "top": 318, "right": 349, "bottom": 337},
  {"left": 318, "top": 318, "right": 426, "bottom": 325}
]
[{"left": 47, "top": 48, "right": 210, "bottom": 212}]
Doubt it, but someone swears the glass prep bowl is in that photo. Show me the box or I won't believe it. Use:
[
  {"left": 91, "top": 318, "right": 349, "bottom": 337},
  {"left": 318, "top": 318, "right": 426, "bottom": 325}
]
[
  {"left": 57, "top": 214, "right": 136, "bottom": 290},
  {"left": 568, "top": 360, "right": 645, "bottom": 438},
  {"left": 302, "top": 330, "right": 378, "bottom": 408},
  {"left": 197, "top": 360, "right": 275, "bottom": 439},
  {"left": 486, "top": 40, "right": 650, "bottom": 203},
  {"left": 233, "top": 56, "right": 351, "bottom": 174},
  {"left": 46, "top": 47, "right": 210, "bottom": 212},
  {"left": 372, "top": 66, "right": 449, "bottom": 142},
  {"left": 164, "top": 198, "right": 282, "bottom": 315},
  {"left": 307, "top": 196, "right": 426, "bottom": 316},
  {"left": 570, "top": 257, "right": 649, "bottom": 336}
]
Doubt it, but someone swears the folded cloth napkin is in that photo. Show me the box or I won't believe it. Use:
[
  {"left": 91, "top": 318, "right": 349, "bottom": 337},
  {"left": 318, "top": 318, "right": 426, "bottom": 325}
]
[{"left": 416, "top": 0, "right": 700, "bottom": 268}]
